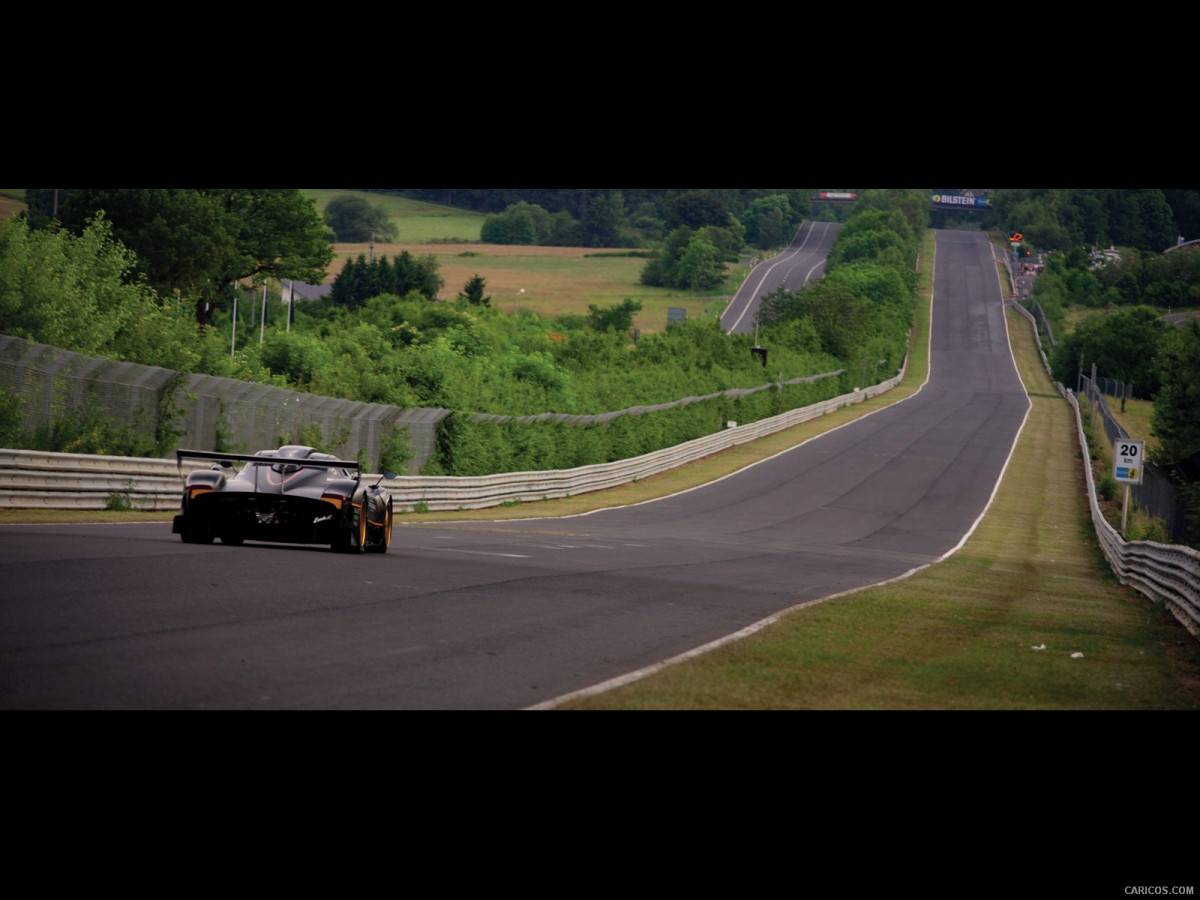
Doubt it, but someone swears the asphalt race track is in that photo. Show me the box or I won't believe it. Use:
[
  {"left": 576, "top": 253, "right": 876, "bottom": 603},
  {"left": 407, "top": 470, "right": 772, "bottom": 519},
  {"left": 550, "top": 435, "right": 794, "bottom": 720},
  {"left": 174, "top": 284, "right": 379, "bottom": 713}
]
[
  {"left": 0, "top": 231, "right": 1030, "bottom": 710},
  {"left": 720, "top": 220, "right": 841, "bottom": 334}
]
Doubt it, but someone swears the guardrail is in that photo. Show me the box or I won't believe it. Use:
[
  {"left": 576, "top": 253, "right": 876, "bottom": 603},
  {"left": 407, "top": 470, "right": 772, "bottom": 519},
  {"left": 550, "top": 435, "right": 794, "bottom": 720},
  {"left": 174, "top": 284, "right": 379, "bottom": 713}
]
[
  {"left": 0, "top": 451, "right": 212, "bottom": 510},
  {"left": 0, "top": 367, "right": 904, "bottom": 513},
  {"left": 1009, "top": 300, "right": 1200, "bottom": 638},
  {"left": 1066, "top": 389, "right": 1200, "bottom": 637}
]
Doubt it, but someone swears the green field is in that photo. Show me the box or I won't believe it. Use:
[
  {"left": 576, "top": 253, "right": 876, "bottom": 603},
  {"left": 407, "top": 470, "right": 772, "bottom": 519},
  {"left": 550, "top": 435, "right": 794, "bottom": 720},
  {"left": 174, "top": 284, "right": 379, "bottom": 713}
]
[
  {"left": 302, "top": 189, "right": 486, "bottom": 243},
  {"left": 310, "top": 189, "right": 736, "bottom": 333},
  {"left": 2, "top": 189, "right": 740, "bottom": 334}
]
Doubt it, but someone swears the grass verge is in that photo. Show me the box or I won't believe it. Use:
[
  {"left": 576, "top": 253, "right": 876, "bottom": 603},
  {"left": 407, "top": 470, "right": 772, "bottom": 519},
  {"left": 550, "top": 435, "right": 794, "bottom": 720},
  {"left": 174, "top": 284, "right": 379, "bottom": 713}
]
[{"left": 552, "top": 251, "right": 1200, "bottom": 709}]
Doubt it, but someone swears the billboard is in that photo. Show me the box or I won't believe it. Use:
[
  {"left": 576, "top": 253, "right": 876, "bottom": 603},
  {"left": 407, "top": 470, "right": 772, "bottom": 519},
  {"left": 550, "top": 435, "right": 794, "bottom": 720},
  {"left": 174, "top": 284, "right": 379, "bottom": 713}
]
[{"left": 931, "top": 191, "right": 992, "bottom": 209}]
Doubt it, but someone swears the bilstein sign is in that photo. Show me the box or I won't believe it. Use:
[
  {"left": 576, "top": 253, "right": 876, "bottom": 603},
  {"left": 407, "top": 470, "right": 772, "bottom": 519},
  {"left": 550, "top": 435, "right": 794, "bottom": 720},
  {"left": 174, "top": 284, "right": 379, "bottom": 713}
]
[{"left": 931, "top": 192, "right": 992, "bottom": 209}]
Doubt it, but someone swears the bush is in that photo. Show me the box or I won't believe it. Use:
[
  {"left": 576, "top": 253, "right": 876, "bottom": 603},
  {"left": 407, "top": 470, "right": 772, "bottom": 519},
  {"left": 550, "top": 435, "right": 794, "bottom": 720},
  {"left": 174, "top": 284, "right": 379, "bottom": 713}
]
[
  {"left": 0, "top": 390, "right": 22, "bottom": 446},
  {"left": 379, "top": 427, "right": 414, "bottom": 475},
  {"left": 1096, "top": 470, "right": 1119, "bottom": 502}
]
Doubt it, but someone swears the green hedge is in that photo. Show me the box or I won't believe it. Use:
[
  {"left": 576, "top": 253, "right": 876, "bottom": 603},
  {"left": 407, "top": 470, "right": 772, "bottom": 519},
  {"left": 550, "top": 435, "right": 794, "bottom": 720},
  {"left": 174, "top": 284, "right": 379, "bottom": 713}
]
[{"left": 424, "top": 374, "right": 849, "bottom": 476}]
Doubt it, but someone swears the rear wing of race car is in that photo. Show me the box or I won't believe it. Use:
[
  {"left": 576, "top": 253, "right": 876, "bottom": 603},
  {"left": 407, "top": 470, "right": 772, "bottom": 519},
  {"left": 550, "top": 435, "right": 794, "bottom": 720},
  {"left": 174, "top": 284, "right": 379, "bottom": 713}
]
[{"left": 175, "top": 449, "right": 362, "bottom": 476}]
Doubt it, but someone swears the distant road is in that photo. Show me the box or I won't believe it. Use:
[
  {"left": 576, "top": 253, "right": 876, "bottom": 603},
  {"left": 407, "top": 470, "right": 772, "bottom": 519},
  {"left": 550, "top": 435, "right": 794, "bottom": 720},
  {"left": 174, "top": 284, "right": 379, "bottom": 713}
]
[
  {"left": 720, "top": 221, "right": 841, "bottom": 334},
  {"left": 1163, "top": 310, "right": 1200, "bottom": 327}
]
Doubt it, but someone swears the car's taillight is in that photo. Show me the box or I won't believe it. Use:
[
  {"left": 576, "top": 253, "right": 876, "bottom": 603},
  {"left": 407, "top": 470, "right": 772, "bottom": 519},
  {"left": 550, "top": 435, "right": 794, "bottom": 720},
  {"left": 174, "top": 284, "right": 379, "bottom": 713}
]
[{"left": 321, "top": 492, "right": 348, "bottom": 509}]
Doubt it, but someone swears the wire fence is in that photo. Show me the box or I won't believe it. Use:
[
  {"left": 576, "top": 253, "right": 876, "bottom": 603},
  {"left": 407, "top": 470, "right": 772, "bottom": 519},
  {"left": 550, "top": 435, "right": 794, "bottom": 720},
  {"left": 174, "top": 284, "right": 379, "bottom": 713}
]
[
  {"left": 1023, "top": 297, "right": 1191, "bottom": 544},
  {"left": 0, "top": 334, "right": 448, "bottom": 471},
  {"left": 1, "top": 334, "right": 849, "bottom": 475},
  {"left": 466, "top": 368, "right": 844, "bottom": 426},
  {"left": 1077, "top": 373, "right": 1190, "bottom": 543}
]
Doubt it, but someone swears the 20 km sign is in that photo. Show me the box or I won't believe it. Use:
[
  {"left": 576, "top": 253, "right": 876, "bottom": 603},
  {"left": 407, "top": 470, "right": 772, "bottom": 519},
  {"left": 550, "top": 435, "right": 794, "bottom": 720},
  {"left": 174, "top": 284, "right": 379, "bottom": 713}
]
[{"left": 1114, "top": 440, "right": 1144, "bottom": 485}]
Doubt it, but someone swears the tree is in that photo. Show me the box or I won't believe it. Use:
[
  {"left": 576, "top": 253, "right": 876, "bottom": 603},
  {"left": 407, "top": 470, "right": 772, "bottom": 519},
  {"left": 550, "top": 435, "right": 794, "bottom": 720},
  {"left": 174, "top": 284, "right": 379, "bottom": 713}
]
[
  {"left": 326, "top": 194, "right": 397, "bottom": 242},
  {"left": 329, "top": 254, "right": 367, "bottom": 308},
  {"left": 746, "top": 201, "right": 786, "bottom": 249},
  {"left": 1051, "top": 305, "right": 1170, "bottom": 406},
  {"left": 390, "top": 251, "right": 443, "bottom": 299},
  {"left": 639, "top": 226, "right": 731, "bottom": 291},
  {"left": 458, "top": 274, "right": 490, "bottom": 307},
  {"left": 676, "top": 233, "right": 726, "bottom": 290},
  {"left": 1152, "top": 319, "right": 1200, "bottom": 546},
  {"left": 0, "top": 214, "right": 199, "bottom": 371},
  {"left": 52, "top": 189, "right": 333, "bottom": 326},
  {"left": 587, "top": 298, "right": 641, "bottom": 333},
  {"left": 756, "top": 280, "right": 875, "bottom": 362},
  {"left": 744, "top": 193, "right": 804, "bottom": 250},
  {"left": 1164, "top": 190, "right": 1200, "bottom": 242},
  {"left": 481, "top": 203, "right": 545, "bottom": 244},
  {"left": 991, "top": 189, "right": 1181, "bottom": 253},
  {"left": 328, "top": 252, "right": 442, "bottom": 309},
  {"left": 582, "top": 191, "right": 626, "bottom": 247},
  {"left": 666, "top": 190, "right": 731, "bottom": 230},
  {"left": 640, "top": 226, "right": 693, "bottom": 288},
  {"left": 1153, "top": 319, "right": 1200, "bottom": 465}
]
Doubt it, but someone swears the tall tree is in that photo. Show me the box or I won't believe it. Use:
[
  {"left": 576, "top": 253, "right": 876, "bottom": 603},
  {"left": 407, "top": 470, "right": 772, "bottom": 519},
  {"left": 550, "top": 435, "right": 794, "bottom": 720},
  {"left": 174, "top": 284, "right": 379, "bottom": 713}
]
[
  {"left": 677, "top": 233, "right": 726, "bottom": 290},
  {"left": 52, "top": 189, "right": 333, "bottom": 326},
  {"left": 665, "top": 190, "right": 731, "bottom": 230},
  {"left": 1051, "top": 305, "right": 1170, "bottom": 405},
  {"left": 582, "top": 191, "right": 626, "bottom": 247},
  {"left": 0, "top": 214, "right": 200, "bottom": 370},
  {"left": 328, "top": 251, "right": 442, "bottom": 308},
  {"left": 1152, "top": 319, "right": 1200, "bottom": 544},
  {"left": 458, "top": 274, "right": 490, "bottom": 307},
  {"left": 326, "top": 194, "right": 397, "bottom": 241},
  {"left": 1153, "top": 319, "right": 1200, "bottom": 465}
]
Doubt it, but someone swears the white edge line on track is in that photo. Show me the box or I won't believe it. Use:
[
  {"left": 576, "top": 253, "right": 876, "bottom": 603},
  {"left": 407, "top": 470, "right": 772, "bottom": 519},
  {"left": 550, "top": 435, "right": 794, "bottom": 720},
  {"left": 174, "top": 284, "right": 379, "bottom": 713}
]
[
  {"left": 526, "top": 234, "right": 1036, "bottom": 710},
  {"left": 724, "top": 221, "right": 823, "bottom": 334}
]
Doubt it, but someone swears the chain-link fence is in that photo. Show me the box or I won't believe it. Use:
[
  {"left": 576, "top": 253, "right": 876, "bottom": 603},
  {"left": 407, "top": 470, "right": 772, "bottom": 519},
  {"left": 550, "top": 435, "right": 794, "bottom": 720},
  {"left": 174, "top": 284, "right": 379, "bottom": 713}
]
[
  {"left": 0, "top": 334, "right": 448, "bottom": 471},
  {"left": 1027, "top": 298, "right": 1057, "bottom": 347},
  {"left": 2, "top": 334, "right": 852, "bottom": 476},
  {"left": 465, "top": 369, "right": 844, "bottom": 426},
  {"left": 1023, "top": 295, "right": 1190, "bottom": 543},
  {"left": 1078, "top": 373, "right": 1189, "bottom": 543}
]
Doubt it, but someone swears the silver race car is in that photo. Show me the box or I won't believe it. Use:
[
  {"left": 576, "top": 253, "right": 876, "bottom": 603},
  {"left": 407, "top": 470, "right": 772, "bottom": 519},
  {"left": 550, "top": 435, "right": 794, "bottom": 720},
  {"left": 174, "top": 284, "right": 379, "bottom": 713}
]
[{"left": 172, "top": 445, "right": 392, "bottom": 553}]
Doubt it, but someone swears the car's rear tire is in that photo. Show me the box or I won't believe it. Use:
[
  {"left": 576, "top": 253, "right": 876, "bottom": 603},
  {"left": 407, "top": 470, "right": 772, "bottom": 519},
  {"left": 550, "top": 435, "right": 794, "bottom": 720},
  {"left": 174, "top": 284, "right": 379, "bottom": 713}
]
[
  {"left": 368, "top": 500, "right": 392, "bottom": 554},
  {"left": 353, "top": 499, "right": 368, "bottom": 552},
  {"left": 180, "top": 519, "right": 213, "bottom": 544},
  {"left": 333, "top": 501, "right": 367, "bottom": 553}
]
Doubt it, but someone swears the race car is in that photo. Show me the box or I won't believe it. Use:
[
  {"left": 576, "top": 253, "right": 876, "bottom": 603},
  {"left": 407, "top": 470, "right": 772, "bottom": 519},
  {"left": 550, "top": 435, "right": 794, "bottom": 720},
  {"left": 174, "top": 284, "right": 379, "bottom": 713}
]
[{"left": 172, "top": 445, "right": 392, "bottom": 553}]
